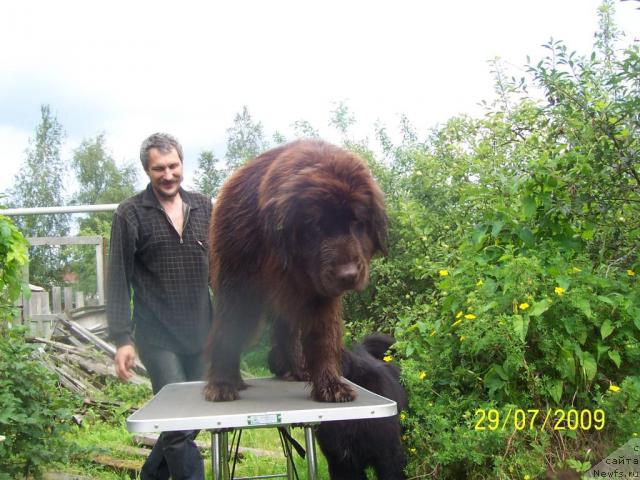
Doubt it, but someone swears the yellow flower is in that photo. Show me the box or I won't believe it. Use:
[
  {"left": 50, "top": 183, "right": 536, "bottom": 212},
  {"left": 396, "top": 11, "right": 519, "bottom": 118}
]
[
  {"left": 452, "top": 319, "right": 463, "bottom": 328},
  {"left": 383, "top": 355, "right": 393, "bottom": 363},
  {"left": 439, "top": 269, "right": 449, "bottom": 277},
  {"left": 628, "top": 269, "right": 636, "bottom": 276},
  {"left": 464, "top": 313, "right": 476, "bottom": 320},
  {"left": 554, "top": 286, "right": 565, "bottom": 296},
  {"left": 519, "top": 302, "right": 530, "bottom": 311},
  {"left": 399, "top": 412, "right": 407, "bottom": 421},
  {"left": 419, "top": 371, "right": 427, "bottom": 380},
  {"left": 460, "top": 335, "right": 466, "bottom": 342},
  {"left": 456, "top": 311, "right": 463, "bottom": 319},
  {"left": 409, "top": 448, "right": 417, "bottom": 454},
  {"left": 524, "top": 475, "right": 531, "bottom": 480},
  {"left": 609, "top": 384, "right": 621, "bottom": 393},
  {"left": 476, "top": 279, "right": 484, "bottom": 287}
]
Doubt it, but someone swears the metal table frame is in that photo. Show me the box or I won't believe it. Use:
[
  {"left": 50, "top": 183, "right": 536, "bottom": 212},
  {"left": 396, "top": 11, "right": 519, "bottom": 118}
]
[{"left": 127, "top": 378, "right": 397, "bottom": 480}]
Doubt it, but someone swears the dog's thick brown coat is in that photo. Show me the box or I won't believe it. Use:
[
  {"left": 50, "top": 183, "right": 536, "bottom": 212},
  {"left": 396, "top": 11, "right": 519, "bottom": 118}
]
[{"left": 204, "top": 139, "right": 387, "bottom": 402}]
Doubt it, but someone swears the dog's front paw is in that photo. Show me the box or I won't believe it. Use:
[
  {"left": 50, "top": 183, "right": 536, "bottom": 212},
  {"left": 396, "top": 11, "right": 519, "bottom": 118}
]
[
  {"left": 203, "top": 381, "right": 239, "bottom": 401},
  {"left": 312, "top": 379, "right": 357, "bottom": 403}
]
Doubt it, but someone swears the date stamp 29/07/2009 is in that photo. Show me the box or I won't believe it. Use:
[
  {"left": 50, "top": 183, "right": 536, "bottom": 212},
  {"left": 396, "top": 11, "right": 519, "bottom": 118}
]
[{"left": 472, "top": 408, "right": 605, "bottom": 432}]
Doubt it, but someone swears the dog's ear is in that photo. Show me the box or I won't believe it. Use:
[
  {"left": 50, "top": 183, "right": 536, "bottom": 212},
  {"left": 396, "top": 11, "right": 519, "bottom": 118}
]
[{"left": 362, "top": 334, "right": 395, "bottom": 360}]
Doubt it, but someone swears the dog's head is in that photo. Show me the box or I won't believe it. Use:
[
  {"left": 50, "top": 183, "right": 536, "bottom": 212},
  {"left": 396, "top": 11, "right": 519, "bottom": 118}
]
[{"left": 259, "top": 140, "right": 387, "bottom": 298}]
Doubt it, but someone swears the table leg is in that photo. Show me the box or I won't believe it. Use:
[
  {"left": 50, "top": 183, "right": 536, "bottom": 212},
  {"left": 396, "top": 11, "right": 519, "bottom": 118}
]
[
  {"left": 303, "top": 426, "right": 318, "bottom": 480},
  {"left": 211, "top": 430, "right": 230, "bottom": 480},
  {"left": 284, "top": 426, "right": 294, "bottom": 480}
]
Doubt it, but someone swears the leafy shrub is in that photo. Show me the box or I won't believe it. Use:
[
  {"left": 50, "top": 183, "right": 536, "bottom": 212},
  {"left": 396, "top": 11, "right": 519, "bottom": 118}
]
[
  {"left": 0, "top": 212, "right": 29, "bottom": 320},
  {"left": 344, "top": 4, "right": 639, "bottom": 477},
  {"left": 0, "top": 325, "right": 76, "bottom": 478}
]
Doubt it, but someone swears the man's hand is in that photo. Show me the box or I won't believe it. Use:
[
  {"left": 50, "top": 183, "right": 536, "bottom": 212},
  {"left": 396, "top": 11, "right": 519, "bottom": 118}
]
[{"left": 114, "top": 344, "right": 137, "bottom": 380}]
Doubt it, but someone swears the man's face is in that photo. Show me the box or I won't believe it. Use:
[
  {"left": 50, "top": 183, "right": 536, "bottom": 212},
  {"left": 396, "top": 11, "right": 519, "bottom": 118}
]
[{"left": 146, "top": 147, "right": 183, "bottom": 199}]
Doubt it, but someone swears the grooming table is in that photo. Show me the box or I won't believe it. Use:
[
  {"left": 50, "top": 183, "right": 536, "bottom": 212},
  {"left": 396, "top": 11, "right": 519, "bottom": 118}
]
[{"left": 127, "top": 377, "right": 397, "bottom": 480}]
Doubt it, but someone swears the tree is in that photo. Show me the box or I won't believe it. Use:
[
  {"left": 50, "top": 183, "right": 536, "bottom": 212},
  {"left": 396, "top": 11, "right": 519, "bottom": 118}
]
[
  {"left": 193, "top": 150, "right": 225, "bottom": 198},
  {"left": 69, "top": 134, "right": 138, "bottom": 295},
  {"left": 291, "top": 119, "right": 320, "bottom": 139},
  {"left": 272, "top": 131, "right": 287, "bottom": 145},
  {"left": 224, "top": 106, "right": 268, "bottom": 173},
  {"left": 10, "top": 105, "right": 69, "bottom": 289},
  {"left": 329, "top": 100, "right": 356, "bottom": 137}
]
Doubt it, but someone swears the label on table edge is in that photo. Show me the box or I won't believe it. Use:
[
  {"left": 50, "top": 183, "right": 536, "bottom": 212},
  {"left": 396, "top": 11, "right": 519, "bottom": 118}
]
[{"left": 247, "top": 413, "right": 282, "bottom": 425}]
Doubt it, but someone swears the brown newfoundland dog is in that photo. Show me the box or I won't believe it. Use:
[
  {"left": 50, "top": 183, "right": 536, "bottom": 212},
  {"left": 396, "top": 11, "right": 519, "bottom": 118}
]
[{"left": 203, "top": 139, "right": 387, "bottom": 403}]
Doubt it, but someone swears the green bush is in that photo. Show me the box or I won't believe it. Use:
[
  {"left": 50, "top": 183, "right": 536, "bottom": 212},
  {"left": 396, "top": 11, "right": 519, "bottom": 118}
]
[
  {"left": 0, "top": 212, "right": 29, "bottom": 321},
  {"left": 344, "top": 4, "right": 639, "bottom": 476},
  {"left": 0, "top": 210, "right": 77, "bottom": 478},
  {"left": 0, "top": 325, "right": 76, "bottom": 478}
]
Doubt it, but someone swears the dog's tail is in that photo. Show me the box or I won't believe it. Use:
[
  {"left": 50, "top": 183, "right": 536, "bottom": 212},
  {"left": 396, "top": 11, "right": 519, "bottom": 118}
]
[{"left": 361, "top": 333, "right": 395, "bottom": 361}]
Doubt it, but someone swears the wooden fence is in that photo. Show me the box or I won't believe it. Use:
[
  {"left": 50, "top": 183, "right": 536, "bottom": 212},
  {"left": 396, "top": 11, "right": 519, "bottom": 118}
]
[{"left": 18, "top": 285, "right": 92, "bottom": 339}]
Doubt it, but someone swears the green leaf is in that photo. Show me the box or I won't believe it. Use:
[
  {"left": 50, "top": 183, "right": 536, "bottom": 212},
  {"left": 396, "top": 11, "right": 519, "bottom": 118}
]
[
  {"left": 555, "top": 276, "right": 571, "bottom": 290},
  {"left": 471, "top": 227, "right": 486, "bottom": 245},
  {"left": 491, "top": 221, "right": 504, "bottom": 237},
  {"left": 597, "top": 295, "right": 615, "bottom": 306},
  {"left": 557, "top": 348, "right": 576, "bottom": 381},
  {"left": 596, "top": 342, "right": 609, "bottom": 362},
  {"left": 529, "top": 298, "right": 551, "bottom": 317},
  {"left": 574, "top": 297, "right": 592, "bottom": 319},
  {"left": 517, "top": 227, "right": 535, "bottom": 247},
  {"left": 522, "top": 195, "right": 537, "bottom": 219},
  {"left": 580, "top": 229, "right": 594, "bottom": 241},
  {"left": 577, "top": 350, "right": 597, "bottom": 381},
  {"left": 494, "top": 364, "right": 509, "bottom": 381},
  {"left": 600, "top": 319, "right": 614, "bottom": 339},
  {"left": 608, "top": 351, "right": 621, "bottom": 368},
  {"left": 477, "top": 301, "right": 498, "bottom": 314},
  {"left": 484, "top": 366, "right": 506, "bottom": 394},
  {"left": 0, "top": 223, "right": 11, "bottom": 240},
  {"left": 548, "top": 379, "right": 563, "bottom": 404},
  {"left": 513, "top": 315, "right": 530, "bottom": 342}
]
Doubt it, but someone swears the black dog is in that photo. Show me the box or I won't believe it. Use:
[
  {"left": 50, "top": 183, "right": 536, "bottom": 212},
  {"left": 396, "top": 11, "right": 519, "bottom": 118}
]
[{"left": 315, "top": 334, "right": 408, "bottom": 480}]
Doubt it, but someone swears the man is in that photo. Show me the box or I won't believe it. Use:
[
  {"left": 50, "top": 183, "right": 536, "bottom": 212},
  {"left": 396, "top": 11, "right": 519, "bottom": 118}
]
[{"left": 107, "top": 132, "right": 212, "bottom": 480}]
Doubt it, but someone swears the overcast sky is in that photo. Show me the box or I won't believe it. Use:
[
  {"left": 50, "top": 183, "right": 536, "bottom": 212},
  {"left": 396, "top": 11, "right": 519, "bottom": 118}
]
[{"left": 1, "top": 1, "right": 638, "bottom": 199}]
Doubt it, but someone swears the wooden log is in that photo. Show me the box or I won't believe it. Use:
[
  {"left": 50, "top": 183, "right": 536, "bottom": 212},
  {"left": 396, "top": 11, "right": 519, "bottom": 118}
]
[
  {"left": 90, "top": 453, "right": 142, "bottom": 476},
  {"left": 58, "top": 315, "right": 149, "bottom": 376},
  {"left": 57, "top": 314, "right": 116, "bottom": 357},
  {"left": 38, "top": 355, "right": 85, "bottom": 395},
  {"left": 30, "top": 337, "right": 87, "bottom": 356}
]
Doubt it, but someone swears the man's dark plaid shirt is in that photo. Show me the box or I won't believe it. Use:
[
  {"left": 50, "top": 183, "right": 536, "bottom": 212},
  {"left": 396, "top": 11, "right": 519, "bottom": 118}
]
[{"left": 106, "top": 184, "right": 213, "bottom": 354}]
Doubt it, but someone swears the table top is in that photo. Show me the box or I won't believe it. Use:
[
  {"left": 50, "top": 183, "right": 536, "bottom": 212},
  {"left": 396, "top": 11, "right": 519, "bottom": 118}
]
[{"left": 126, "top": 377, "right": 397, "bottom": 432}]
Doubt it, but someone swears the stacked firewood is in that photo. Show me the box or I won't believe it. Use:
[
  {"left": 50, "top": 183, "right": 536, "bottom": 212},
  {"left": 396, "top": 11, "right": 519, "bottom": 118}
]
[{"left": 29, "top": 313, "right": 150, "bottom": 407}]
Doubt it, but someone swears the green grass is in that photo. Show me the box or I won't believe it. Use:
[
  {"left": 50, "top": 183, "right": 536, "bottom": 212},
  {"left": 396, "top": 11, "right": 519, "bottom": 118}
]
[
  {"left": 53, "top": 416, "right": 329, "bottom": 479},
  {"left": 206, "top": 427, "right": 329, "bottom": 480}
]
